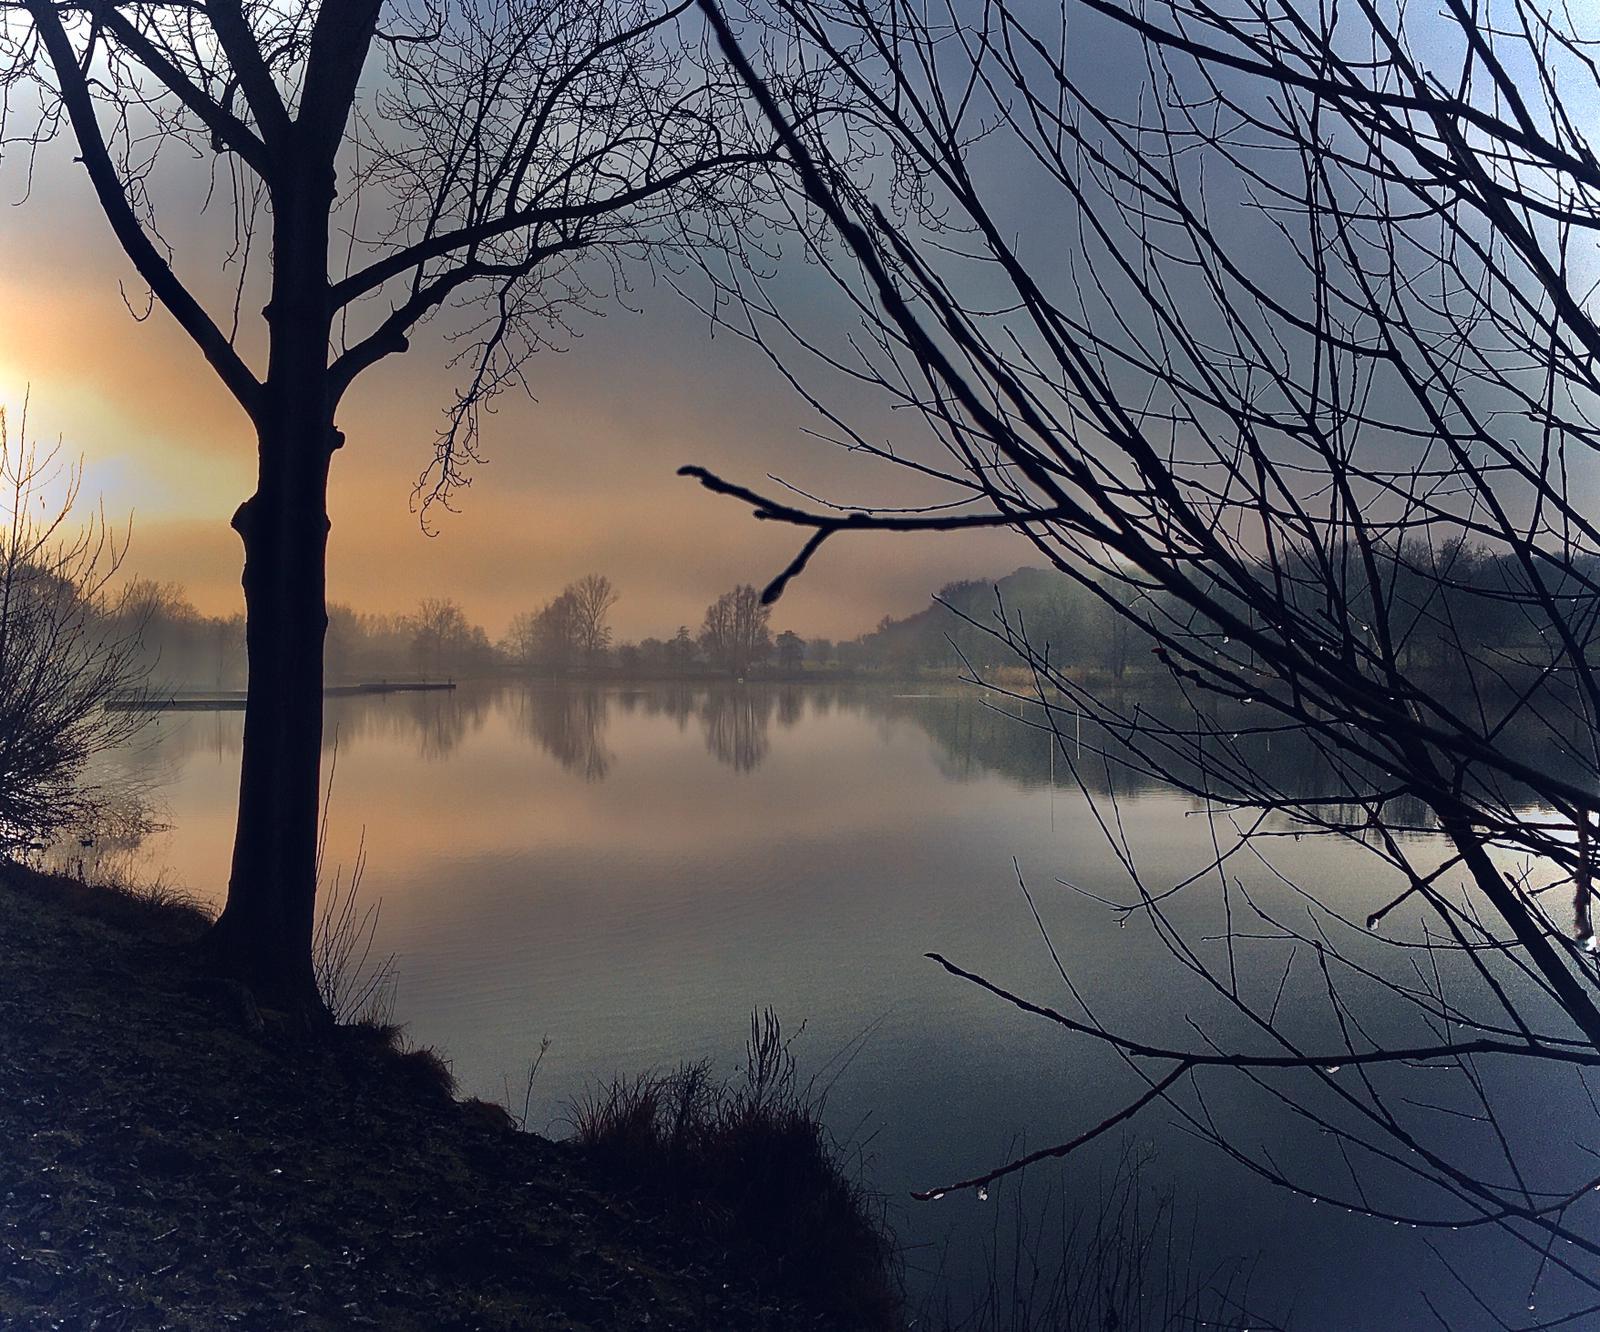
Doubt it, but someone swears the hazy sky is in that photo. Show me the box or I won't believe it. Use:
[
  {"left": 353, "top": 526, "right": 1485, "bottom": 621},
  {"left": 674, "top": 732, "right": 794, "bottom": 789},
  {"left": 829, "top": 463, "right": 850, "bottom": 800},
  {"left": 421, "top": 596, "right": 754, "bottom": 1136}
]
[{"left": 0, "top": 137, "right": 1028, "bottom": 644}]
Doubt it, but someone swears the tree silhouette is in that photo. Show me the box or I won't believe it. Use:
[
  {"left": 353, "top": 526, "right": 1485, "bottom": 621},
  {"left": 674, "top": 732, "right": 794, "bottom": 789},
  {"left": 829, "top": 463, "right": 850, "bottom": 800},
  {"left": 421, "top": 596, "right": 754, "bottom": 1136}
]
[
  {"left": 668, "top": 625, "right": 699, "bottom": 674},
  {"left": 530, "top": 592, "right": 580, "bottom": 673},
  {"left": 502, "top": 610, "right": 543, "bottom": 673},
  {"left": 569, "top": 574, "right": 619, "bottom": 662},
  {"left": 409, "top": 597, "right": 470, "bottom": 679},
  {"left": 0, "top": 408, "right": 148, "bottom": 849},
  {"left": 774, "top": 629, "right": 804, "bottom": 674},
  {"left": 1, "top": 0, "right": 779, "bottom": 1008},
  {"left": 700, "top": 584, "right": 771, "bottom": 677},
  {"left": 507, "top": 577, "right": 618, "bottom": 674}
]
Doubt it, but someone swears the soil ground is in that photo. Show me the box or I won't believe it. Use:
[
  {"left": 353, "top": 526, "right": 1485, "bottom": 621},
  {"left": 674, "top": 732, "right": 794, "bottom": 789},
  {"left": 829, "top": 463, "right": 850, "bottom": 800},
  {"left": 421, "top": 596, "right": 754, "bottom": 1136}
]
[{"left": 0, "top": 864, "right": 854, "bottom": 1331}]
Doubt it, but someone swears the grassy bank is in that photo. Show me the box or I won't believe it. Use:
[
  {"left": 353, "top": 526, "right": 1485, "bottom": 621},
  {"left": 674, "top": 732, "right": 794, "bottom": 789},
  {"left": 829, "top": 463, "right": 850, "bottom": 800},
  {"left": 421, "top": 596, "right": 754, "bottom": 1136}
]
[{"left": 0, "top": 863, "right": 894, "bottom": 1331}]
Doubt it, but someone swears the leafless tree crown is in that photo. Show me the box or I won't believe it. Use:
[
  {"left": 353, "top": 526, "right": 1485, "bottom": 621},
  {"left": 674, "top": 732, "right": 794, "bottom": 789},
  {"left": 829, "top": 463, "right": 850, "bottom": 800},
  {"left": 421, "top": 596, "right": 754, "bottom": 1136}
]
[{"left": 688, "top": 0, "right": 1600, "bottom": 1315}]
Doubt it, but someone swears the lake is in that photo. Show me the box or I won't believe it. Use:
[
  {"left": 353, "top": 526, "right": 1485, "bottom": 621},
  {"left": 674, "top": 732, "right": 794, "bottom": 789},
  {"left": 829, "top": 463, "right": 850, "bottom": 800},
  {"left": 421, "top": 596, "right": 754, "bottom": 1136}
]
[{"left": 94, "top": 681, "right": 1597, "bottom": 1329}]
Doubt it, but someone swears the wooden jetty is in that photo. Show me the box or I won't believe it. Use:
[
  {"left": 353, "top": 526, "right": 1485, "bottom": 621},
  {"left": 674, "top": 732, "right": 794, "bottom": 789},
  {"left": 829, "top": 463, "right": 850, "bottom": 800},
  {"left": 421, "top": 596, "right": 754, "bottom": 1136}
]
[{"left": 105, "top": 680, "right": 457, "bottom": 712}]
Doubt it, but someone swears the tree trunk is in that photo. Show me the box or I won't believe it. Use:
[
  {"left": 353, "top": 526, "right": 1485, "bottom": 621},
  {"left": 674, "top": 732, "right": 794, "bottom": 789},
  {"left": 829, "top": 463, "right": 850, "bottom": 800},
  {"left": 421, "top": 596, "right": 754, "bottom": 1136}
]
[
  {"left": 201, "top": 182, "right": 337, "bottom": 1019},
  {"left": 202, "top": 434, "right": 331, "bottom": 1016},
  {"left": 203, "top": 408, "right": 334, "bottom": 1011}
]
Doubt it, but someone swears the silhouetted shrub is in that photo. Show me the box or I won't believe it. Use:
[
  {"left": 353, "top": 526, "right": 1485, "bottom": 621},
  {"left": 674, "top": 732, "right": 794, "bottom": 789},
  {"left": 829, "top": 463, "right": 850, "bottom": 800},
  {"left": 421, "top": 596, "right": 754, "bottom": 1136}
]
[
  {"left": 392, "top": 1046, "right": 457, "bottom": 1102},
  {"left": 0, "top": 409, "right": 151, "bottom": 851},
  {"left": 572, "top": 1009, "right": 900, "bottom": 1328},
  {"left": 313, "top": 813, "right": 397, "bottom": 1025}
]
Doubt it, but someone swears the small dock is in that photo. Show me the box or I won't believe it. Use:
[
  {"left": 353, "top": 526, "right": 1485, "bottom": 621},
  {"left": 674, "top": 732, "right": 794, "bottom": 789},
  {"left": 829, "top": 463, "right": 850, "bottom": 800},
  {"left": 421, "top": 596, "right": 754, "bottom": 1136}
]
[{"left": 105, "top": 681, "right": 457, "bottom": 712}]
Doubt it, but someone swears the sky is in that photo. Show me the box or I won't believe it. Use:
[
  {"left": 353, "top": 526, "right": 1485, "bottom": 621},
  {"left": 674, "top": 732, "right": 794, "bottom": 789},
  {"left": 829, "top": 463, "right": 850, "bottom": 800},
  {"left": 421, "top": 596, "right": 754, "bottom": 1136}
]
[
  {"left": 0, "top": 136, "right": 1028, "bottom": 645},
  {"left": 13, "top": 0, "right": 1557, "bottom": 651}
]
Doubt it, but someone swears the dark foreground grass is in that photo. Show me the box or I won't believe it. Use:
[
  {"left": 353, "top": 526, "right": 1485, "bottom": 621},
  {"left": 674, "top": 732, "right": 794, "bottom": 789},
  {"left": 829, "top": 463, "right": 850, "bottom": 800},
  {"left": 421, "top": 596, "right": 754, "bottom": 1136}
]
[
  {"left": 571, "top": 1012, "right": 902, "bottom": 1331},
  {"left": 919, "top": 1144, "right": 1284, "bottom": 1332},
  {"left": 0, "top": 862, "right": 881, "bottom": 1331}
]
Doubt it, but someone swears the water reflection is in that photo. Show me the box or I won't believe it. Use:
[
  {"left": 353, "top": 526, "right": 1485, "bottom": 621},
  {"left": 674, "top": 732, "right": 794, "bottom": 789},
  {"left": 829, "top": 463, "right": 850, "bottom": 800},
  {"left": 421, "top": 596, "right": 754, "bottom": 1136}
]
[
  {"left": 777, "top": 686, "right": 804, "bottom": 729},
  {"left": 125, "top": 683, "right": 866, "bottom": 779},
  {"left": 408, "top": 688, "right": 491, "bottom": 761},
  {"left": 108, "top": 676, "right": 1589, "bottom": 1328},
  {"left": 632, "top": 683, "right": 696, "bottom": 731},
  {"left": 509, "top": 686, "right": 614, "bottom": 781},
  {"left": 117, "top": 681, "right": 1569, "bottom": 825},
  {"left": 700, "top": 688, "right": 774, "bottom": 772}
]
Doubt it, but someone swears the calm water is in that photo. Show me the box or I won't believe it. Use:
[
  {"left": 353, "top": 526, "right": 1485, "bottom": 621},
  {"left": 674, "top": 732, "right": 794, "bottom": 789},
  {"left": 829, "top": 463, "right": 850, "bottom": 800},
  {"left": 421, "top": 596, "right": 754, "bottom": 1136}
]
[{"left": 96, "top": 682, "right": 1597, "bottom": 1329}]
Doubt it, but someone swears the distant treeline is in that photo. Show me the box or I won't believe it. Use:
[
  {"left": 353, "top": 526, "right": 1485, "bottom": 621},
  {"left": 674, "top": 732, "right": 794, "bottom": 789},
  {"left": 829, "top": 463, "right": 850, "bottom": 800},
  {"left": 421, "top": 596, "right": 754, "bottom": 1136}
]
[
  {"left": 849, "top": 544, "right": 1600, "bottom": 690},
  {"left": 123, "top": 566, "right": 1104, "bottom": 688},
  {"left": 125, "top": 543, "right": 1577, "bottom": 690},
  {"left": 123, "top": 576, "right": 811, "bottom": 687}
]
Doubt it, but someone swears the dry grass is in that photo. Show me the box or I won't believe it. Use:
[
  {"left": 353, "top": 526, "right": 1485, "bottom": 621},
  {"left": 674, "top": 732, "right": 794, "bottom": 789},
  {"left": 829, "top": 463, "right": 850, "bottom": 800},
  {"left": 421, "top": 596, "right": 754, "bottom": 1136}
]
[
  {"left": 12, "top": 850, "right": 213, "bottom": 944},
  {"left": 571, "top": 1009, "right": 902, "bottom": 1330},
  {"left": 0, "top": 865, "right": 843, "bottom": 1330},
  {"left": 314, "top": 829, "right": 398, "bottom": 1025},
  {"left": 923, "top": 1143, "right": 1283, "bottom": 1332}
]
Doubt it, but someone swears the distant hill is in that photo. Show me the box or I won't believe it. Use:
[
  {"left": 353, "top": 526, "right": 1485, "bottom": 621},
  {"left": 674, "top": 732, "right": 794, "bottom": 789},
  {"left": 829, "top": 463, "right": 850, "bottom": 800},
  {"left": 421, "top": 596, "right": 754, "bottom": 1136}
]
[{"left": 848, "top": 565, "right": 1139, "bottom": 676}]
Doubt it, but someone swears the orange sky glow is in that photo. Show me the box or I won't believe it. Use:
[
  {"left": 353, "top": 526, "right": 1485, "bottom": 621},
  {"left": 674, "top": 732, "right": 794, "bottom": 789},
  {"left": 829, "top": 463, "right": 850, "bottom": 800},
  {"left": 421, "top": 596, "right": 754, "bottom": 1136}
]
[{"left": 0, "top": 151, "right": 1028, "bottom": 644}]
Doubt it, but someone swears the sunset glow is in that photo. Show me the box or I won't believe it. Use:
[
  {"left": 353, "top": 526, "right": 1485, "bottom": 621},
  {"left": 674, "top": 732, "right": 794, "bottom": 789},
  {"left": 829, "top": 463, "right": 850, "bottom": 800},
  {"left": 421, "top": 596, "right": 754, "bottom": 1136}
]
[{"left": 0, "top": 161, "right": 1020, "bottom": 640}]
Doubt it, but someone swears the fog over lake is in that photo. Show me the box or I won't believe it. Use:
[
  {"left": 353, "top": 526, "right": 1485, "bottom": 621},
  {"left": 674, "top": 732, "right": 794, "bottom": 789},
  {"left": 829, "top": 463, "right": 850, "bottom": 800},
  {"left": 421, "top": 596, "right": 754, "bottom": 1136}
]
[{"left": 97, "top": 682, "right": 1590, "bottom": 1328}]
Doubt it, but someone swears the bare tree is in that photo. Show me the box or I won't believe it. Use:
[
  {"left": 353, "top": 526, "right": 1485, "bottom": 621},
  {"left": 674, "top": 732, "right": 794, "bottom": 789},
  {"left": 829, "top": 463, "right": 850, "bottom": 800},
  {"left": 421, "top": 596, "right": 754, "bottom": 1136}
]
[
  {"left": 409, "top": 596, "right": 473, "bottom": 679},
  {"left": 0, "top": 406, "right": 148, "bottom": 851},
  {"left": 502, "top": 610, "right": 542, "bottom": 672},
  {"left": 693, "top": 0, "right": 1600, "bottom": 1317},
  {"left": 0, "top": 0, "right": 787, "bottom": 1008},
  {"left": 569, "top": 574, "right": 619, "bottom": 661},
  {"left": 700, "top": 583, "right": 772, "bottom": 676},
  {"left": 526, "top": 590, "right": 580, "bottom": 673}
]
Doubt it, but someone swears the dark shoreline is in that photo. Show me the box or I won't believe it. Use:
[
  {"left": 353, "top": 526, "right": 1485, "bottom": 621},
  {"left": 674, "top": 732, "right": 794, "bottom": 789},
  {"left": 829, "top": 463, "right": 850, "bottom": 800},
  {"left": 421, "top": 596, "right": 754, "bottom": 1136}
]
[{"left": 0, "top": 864, "right": 883, "bottom": 1330}]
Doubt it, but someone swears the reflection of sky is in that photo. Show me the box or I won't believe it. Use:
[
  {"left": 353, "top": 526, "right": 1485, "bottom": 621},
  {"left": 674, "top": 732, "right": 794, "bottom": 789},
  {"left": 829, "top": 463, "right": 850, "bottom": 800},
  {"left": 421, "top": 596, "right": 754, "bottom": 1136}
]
[{"left": 104, "top": 682, "right": 1597, "bottom": 1329}]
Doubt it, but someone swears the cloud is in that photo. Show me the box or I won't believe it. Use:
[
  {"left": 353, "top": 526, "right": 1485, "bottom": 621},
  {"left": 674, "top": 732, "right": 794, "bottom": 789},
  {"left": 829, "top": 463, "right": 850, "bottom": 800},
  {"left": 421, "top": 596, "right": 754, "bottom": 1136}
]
[{"left": 0, "top": 152, "right": 1032, "bottom": 643}]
